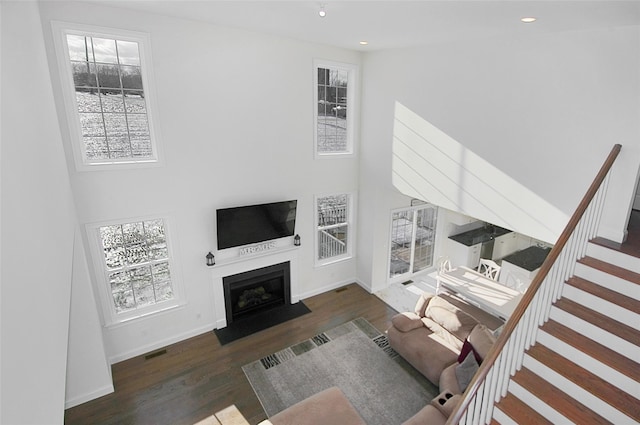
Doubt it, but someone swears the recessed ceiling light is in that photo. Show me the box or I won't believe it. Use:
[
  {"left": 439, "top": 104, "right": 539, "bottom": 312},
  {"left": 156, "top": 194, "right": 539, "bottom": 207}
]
[
  {"left": 318, "top": 5, "right": 326, "bottom": 18},
  {"left": 359, "top": 41, "right": 369, "bottom": 46},
  {"left": 521, "top": 17, "right": 537, "bottom": 23}
]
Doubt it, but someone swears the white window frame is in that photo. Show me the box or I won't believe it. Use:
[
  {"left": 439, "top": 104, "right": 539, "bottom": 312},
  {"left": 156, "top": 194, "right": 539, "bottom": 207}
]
[
  {"left": 51, "top": 21, "right": 164, "bottom": 171},
  {"left": 314, "top": 192, "right": 356, "bottom": 267},
  {"left": 313, "top": 59, "right": 358, "bottom": 159},
  {"left": 387, "top": 203, "right": 438, "bottom": 284},
  {"left": 86, "top": 215, "right": 184, "bottom": 326}
]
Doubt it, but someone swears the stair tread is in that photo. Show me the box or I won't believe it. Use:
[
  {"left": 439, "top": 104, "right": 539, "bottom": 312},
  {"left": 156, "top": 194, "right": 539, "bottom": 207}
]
[
  {"left": 554, "top": 298, "right": 640, "bottom": 347},
  {"left": 513, "top": 366, "right": 612, "bottom": 424},
  {"left": 527, "top": 344, "right": 640, "bottom": 422},
  {"left": 494, "top": 391, "right": 553, "bottom": 425},
  {"left": 542, "top": 319, "right": 640, "bottom": 382},
  {"left": 566, "top": 276, "right": 640, "bottom": 315},
  {"left": 591, "top": 237, "right": 640, "bottom": 261},
  {"left": 578, "top": 256, "right": 640, "bottom": 285}
]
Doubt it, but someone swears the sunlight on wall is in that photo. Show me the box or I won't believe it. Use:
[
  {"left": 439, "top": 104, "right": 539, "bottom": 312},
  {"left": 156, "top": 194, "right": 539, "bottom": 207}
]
[{"left": 392, "top": 102, "right": 567, "bottom": 244}]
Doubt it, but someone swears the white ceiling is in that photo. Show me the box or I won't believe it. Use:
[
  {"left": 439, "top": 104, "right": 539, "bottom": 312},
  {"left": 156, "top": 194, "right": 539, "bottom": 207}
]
[{"left": 91, "top": 1, "right": 640, "bottom": 51}]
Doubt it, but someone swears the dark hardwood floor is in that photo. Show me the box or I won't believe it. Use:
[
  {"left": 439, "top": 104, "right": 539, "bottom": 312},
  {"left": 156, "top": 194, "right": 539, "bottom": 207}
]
[
  {"left": 593, "top": 209, "right": 640, "bottom": 258},
  {"left": 64, "top": 283, "right": 398, "bottom": 425}
]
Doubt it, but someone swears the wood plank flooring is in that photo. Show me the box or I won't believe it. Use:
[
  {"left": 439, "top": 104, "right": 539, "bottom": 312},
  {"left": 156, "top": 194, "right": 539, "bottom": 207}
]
[{"left": 64, "top": 283, "right": 398, "bottom": 425}]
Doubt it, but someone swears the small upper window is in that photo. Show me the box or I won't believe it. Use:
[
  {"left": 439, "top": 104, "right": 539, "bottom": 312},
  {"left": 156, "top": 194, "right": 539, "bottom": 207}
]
[
  {"left": 52, "top": 23, "right": 161, "bottom": 169},
  {"left": 314, "top": 60, "right": 357, "bottom": 157}
]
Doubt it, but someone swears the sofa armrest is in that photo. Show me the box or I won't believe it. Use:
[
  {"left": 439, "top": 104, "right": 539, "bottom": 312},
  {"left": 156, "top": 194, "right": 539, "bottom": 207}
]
[
  {"left": 391, "top": 312, "right": 424, "bottom": 332},
  {"left": 265, "top": 387, "right": 365, "bottom": 425}
]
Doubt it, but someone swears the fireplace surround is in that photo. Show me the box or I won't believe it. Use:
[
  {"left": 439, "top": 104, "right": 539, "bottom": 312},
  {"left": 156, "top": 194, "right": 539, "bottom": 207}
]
[
  {"left": 223, "top": 261, "right": 290, "bottom": 324},
  {"left": 210, "top": 247, "right": 300, "bottom": 330}
]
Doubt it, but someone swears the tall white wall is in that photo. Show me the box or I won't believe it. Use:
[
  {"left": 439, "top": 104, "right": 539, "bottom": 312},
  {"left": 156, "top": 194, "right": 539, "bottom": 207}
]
[
  {"left": 38, "top": 0, "right": 362, "bottom": 369},
  {"left": 359, "top": 26, "right": 640, "bottom": 292},
  {"left": 65, "top": 228, "right": 113, "bottom": 408},
  {"left": 0, "top": 1, "right": 77, "bottom": 423}
]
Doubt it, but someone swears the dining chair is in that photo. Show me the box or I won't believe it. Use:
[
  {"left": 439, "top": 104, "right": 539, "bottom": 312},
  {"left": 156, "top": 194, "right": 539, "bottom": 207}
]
[{"left": 477, "top": 258, "right": 501, "bottom": 280}]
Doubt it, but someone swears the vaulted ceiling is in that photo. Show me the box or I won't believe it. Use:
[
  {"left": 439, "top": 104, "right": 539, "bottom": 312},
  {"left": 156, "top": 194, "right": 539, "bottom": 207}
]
[{"left": 87, "top": 1, "right": 640, "bottom": 51}]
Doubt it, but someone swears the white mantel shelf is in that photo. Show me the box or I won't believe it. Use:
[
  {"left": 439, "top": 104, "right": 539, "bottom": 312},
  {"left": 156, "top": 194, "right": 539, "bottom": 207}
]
[{"left": 212, "top": 245, "right": 299, "bottom": 268}]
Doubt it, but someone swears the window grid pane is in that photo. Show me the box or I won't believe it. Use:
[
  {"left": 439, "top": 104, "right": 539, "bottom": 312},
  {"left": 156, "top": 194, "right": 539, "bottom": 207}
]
[
  {"left": 66, "top": 34, "right": 153, "bottom": 162},
  {"left": 100, "top": 219, "right": 174, "bottom": 314},
  {"left": 317, "top": 195, "right": 350, "bottom": 261},
  {"left": 316, "top": 65, "right": 348, "bottom": 154}
]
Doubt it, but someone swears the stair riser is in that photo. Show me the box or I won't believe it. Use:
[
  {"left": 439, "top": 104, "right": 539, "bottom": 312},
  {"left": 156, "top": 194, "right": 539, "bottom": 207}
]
[
  {"left": 522, "top": 355, "right": 634, "bottom": 425},
  {"left": 507, "top": 381, "right": 566, "bottom": 424},
  {"left": 537, "top": 330, "right": 638, "bottom": 394},
  {"left": 561, "top": 285, "right": 640, "bottom": 331},
  {"left": 549, "top": 307, "right": 638, "bottom": 361},
  {"left": 574, "top": 263, "right": 640, "bottom": 300},
  {"left": 587, "top": 242, "right": 640, "bottom": 271}
]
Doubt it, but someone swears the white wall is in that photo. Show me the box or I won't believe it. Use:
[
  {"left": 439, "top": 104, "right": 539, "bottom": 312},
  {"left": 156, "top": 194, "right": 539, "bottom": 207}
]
[
  {"left": 1, "top": 1, "right": 77, "bottom": 423},
  {"left": 38, "top": 0, "right": 362, "bottom": 366},
  {"left": 359, "top": 26, "right": 640, "bottom": 292},
  {"left": 65, "top": 228, "right": 113, "bottom": 408}
]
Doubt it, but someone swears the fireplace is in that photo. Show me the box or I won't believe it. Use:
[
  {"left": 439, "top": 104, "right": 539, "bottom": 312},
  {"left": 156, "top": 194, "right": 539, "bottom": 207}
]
[{"left": 223, "top": 261, "right": 291, "bottom": 324}]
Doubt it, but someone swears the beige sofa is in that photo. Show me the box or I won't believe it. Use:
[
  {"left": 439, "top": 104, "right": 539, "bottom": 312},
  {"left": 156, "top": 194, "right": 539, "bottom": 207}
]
[
  {"left": 259, "top": 387, "right": 366, "bottom": 425},
  {"left": 387, "top": 294, "right": 496, "bottom": 394},
  {"left": 262, "top": 295, "right": 496, "bottom": 425}
]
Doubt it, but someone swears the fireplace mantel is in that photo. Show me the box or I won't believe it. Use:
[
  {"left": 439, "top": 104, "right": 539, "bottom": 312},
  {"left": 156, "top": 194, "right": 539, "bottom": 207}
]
[{"left": 210, "top": 248, "right": 300, "bottom": 329}]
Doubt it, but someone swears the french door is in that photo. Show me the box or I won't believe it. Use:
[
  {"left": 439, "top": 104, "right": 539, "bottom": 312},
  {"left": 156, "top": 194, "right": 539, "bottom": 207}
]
[{"left": 388, "top": 204, "right": 438, "bottom": 282}]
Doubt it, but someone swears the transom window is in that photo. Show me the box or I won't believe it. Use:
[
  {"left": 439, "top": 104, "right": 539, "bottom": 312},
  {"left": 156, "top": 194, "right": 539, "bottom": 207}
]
[
  {"left": 314, "top": 60, "right": 357, "bottom": 157},
  {"left": 89, "top": 217, "right": 182, "bottom": 324},
  {"left": 315, "top": 193, "right": 354, "bottom": 265},
  {"left": 52, "top": 23, "right": 161, "bottom": 169}
]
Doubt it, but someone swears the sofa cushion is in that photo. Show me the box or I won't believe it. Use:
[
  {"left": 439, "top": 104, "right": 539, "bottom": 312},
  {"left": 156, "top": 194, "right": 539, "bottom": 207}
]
[
  {"left": 468, "top": 324, "right": 496, "bottom": 362},
  {"left": 391, "top": 312, "right": 424, "bottom": 333},
  {"left": 414, "top": 293, "right": 434, "bottom": 317},
  {"left": 422, "top": 317, "right": 464, "bottom": 352},
  {"left": 387, "top": 325, "right": 459, "bottom": 385},
  {"left": 424, "top": 297, "right": 478, "bottom": 343},
  {"left": 455, "top": 350, "right": 479, "bottom": 392}
]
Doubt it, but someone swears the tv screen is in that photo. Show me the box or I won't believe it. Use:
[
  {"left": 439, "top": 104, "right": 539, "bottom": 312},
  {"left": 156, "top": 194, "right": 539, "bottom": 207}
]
[{"left": 216, "top": 200, "right": 297, "bottom": 250}]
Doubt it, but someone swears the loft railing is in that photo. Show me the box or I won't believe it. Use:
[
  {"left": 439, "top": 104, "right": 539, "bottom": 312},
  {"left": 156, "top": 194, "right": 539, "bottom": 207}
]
[
  {"left": 318, "top": 229, "right": 347, "bottom": 259},
  {"left": 446, "top": 144, "right": 622, "bottom": 425}
]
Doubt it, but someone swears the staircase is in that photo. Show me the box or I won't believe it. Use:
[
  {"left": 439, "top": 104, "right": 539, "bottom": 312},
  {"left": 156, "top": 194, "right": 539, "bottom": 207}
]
[{"left": 492, "top": 240, "right": 640, "bottom": 425}]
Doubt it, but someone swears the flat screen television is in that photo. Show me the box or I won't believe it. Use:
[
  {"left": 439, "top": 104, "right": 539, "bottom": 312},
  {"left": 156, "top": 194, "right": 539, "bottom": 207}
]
[{"left": 216, "top": 200, "right": 297, "bottom": 250}]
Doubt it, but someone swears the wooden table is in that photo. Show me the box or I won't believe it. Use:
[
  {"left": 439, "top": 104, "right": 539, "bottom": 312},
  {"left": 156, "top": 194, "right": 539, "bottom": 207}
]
[{"left": 438, "top": 266, "right": 523, "bottom": 321}]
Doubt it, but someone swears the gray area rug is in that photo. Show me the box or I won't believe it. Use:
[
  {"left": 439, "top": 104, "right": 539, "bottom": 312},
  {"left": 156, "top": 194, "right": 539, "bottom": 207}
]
[{"left": 242, "top": 318, "right": 438, "bottom": 425}]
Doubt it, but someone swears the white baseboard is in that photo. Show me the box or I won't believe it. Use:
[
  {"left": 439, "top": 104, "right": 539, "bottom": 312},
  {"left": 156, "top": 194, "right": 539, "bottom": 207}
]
[
  {"left": 65, "top": 384, "right": 114, "bottom": 409},
  {"left": 295, "top": 277, "right": 359, "bottom": 300},
  {"left": 108, "top": 323, "right": 215, "bottom": 364},
  {"left": 597, "top": 224, "right": 628, "bottom": 244}
]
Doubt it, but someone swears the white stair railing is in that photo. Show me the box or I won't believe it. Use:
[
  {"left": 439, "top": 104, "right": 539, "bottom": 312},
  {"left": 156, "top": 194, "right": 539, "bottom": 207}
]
[{"left": 447, "top": 144, "right": 622, "bottom": 425}]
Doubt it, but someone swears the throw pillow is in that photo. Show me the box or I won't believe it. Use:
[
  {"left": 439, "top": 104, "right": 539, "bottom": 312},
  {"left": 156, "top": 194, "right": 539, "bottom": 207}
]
[
  {"left": 457, "top": 339, "right": 482, "bottom": 364},
  {"left": 455, "top": 350, "right": 479, "bottom": 392}
]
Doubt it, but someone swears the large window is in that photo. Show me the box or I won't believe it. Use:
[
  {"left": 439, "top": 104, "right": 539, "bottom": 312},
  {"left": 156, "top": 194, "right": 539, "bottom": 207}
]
[
  {"left": 388, "top": 204, "right": 438, "bottom": 282},
  {"left": 88, "top": 217, "right": 182, "bottom": 324},
  {"left": 315, "top": 193, "right": 354, "bottom": 265},
  {"left": 314, "top": 60, "right": 357, "bottom": 157},
  {"left": 52, "top": 23, "right": 161, "bottom": 169}
]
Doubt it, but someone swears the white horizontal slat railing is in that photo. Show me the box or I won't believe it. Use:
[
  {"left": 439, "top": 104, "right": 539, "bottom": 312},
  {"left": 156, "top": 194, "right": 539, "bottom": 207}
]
[{"left": 446, "top": 144, "right": 622, "bottom": 425}]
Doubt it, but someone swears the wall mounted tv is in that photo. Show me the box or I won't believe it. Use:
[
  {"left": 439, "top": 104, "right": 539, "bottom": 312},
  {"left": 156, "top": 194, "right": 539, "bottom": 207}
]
[{"left": 216, "top": 200, "right": 297, "bottom": 250}]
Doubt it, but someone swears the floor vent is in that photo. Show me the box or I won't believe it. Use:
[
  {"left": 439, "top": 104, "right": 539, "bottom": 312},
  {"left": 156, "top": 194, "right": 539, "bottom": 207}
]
[
  {"left": 335, "top": 287, "right": 349, "bottom": 293},
  {"left": 401, "top": 280, "right": 414, "bottom": 286},
  {"left": 145, "top": 349, "right": 167, "bottom": 360}
]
